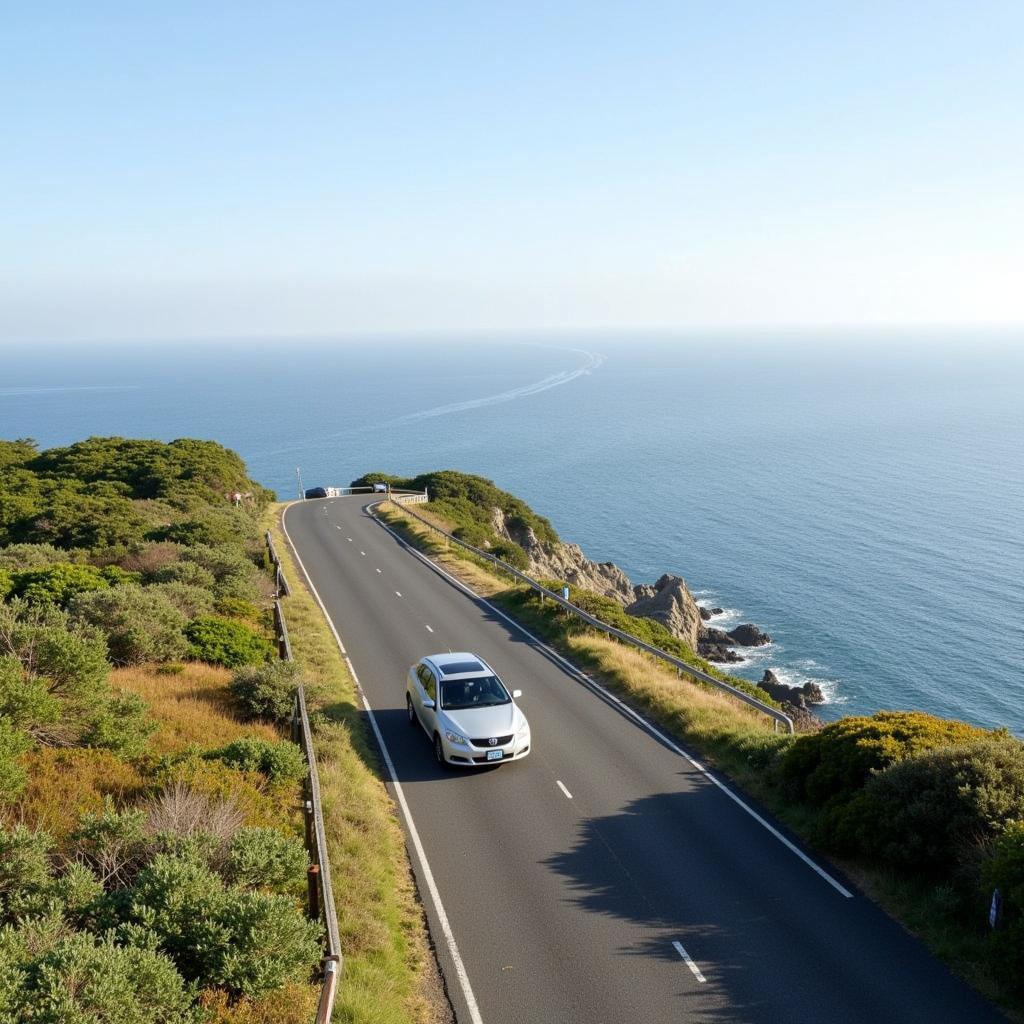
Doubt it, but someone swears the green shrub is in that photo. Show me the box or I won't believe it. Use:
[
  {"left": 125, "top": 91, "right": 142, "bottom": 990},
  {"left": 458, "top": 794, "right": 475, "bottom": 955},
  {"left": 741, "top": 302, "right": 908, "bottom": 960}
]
[
  {"left": 153, "top": 561, "right": 217, "bottom": 591},
  {"left": 0, "top": 825, "right": 53, "bottom": 918},
  {"left": 213, "top": 596, "right": 261, "bottom": 622},
  {"left": 205, "top": 737, "right": 306, "bottom": 786},
  {"left": 157, "top": 507, "right": 255, "bottom": 548},
  {"left": 225, "top": 827, "right": 307, "bottom": 892},
  {"left": 490, "top": 540, "right": 529, "bottom": 570},
  {"left": 778, "top": 710, "right": 988, "bottom": 807},
  {"left": 16, "top": 930, "right": 199, "bottom": 1024},
  {"left": 125, "top": 853, "right": 320, "bottom": 997},
  {"left": 150, "top": 581, "right": 215, "bottom": 618},
  {"left": 6, "top": 563, "right": 139, "bottom": 607},
  {"left": 825, "top": 738, "right": 1024, "bottom": 868},
  {"left": 229, "top": 661, "right": 301, "bottom": 722},
  {"left": 0, "top": 543, "right": 79, "bottom": 570},
  {"left": 0, "top": 719, "right": 31, "bottom": 801},
  {"left": 984, "top": 820, "right": 1024, "bottom": 994},
  {"left": 82, "top": 690, "right": 156, "bottom": 757},
  {"left": 185, "top": 617, "right": 272, "bottom": 668},
  {"left": 70, "top": 585, "right": 188, "bottom": 665},
  {"left": 69, "top": 800, "right": 150, "bottom": 890}
]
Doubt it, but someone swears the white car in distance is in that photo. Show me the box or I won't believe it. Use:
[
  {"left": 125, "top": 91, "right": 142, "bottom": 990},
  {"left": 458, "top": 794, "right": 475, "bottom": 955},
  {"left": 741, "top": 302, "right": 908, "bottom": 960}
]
[{"left": 407, "top": 652, "right": 531, "bottom": 767}]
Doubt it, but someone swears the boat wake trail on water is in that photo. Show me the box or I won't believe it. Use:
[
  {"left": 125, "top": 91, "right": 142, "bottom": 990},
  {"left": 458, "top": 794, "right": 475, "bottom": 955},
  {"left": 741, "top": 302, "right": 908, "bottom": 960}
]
[{"left": 384, "top": 347, "right": 605, "bottom": 427}]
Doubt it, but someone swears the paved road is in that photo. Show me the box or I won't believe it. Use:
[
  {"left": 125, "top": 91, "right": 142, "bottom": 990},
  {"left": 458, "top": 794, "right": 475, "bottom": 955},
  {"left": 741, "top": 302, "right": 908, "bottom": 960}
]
[{"left": 284, "top": 496, "right": 1006, "bottom": 1024}]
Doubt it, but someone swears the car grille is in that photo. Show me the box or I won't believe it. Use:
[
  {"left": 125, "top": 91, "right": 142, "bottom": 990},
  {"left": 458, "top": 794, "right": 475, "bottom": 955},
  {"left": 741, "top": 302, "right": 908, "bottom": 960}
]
[{"left": 470, "top": 734, "right": 513, "bottom": 748}]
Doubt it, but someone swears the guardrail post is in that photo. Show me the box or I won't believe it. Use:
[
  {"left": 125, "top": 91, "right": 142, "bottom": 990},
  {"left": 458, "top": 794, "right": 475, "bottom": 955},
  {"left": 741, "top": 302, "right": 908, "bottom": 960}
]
[{"left": 307, "top": 863, "right": 321, "bottom": 921}]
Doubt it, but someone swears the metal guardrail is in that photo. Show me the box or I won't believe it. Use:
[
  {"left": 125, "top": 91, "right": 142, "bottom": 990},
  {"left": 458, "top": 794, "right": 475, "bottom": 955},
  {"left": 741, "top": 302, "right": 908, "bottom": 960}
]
[
  {"left": 386, "top": 494, "right": 794, "bottom": 734},
  {"left": 267, "top": 537, "right": 342, "bottom": 1023},
  {"left": 265, "top": 530, "right": 291, "bottom": 597}
]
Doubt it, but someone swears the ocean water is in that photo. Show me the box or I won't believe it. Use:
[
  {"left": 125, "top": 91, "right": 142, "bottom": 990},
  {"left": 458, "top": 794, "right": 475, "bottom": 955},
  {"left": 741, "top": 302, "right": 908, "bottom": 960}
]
[{"left": 2, "top": 333, "right": 1022, "bottom": 733}]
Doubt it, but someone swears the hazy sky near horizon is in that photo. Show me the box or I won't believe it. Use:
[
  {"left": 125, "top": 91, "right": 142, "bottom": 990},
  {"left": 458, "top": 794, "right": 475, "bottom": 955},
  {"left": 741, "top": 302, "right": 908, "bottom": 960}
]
[{"left": 2, "top": 2, "right": 1022, "bottom": 345}]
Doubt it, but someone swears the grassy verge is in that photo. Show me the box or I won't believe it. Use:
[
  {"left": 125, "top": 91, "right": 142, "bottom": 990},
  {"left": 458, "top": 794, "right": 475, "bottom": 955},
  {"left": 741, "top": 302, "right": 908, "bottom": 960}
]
[
  {"left": 267, "top": 504, "right": 448, "bottom": 1024},
  {"left": 377, "top": 501, "right": 1020, "bottom": 1019}
]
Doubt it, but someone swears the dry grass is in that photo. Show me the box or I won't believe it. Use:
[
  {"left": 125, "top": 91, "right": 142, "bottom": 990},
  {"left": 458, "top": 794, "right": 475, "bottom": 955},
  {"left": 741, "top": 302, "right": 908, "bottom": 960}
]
[
  {"left": 111, "top": 663, "right": 280, "bottom": 754},
  {"left": 11, "top": 748, "right": 148, "bottom": 838},
  {"left": 200, "top": 981, "right": 319, "bottom": 1024},
  {"left": 377, "top": 503, "right": 505, "bottom": 596},
  {"left": 269, "top": 503, "right": 449, "bottom": 1024}
]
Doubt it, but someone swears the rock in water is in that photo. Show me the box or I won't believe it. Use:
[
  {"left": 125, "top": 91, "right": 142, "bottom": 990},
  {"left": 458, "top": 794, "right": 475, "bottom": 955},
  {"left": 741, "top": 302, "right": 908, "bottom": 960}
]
[
  {"left": 728, "top": 623, "right": 772, "bottom": 646},
  {"left": 757, "top": 670, "right": 825, "bottom": 707}
]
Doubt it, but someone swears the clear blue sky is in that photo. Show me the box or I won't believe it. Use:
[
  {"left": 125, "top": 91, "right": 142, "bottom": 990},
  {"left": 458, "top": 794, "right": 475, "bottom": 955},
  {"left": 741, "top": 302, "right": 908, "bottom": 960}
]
[{"left": 2, "top": 1, "right": 1022, "bottom": 343}]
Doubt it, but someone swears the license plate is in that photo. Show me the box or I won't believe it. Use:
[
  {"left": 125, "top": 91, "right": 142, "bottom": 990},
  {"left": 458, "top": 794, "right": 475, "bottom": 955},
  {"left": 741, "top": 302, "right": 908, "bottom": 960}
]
[{"left": 486, "top": 749, "right": 503, "bottom": 761}]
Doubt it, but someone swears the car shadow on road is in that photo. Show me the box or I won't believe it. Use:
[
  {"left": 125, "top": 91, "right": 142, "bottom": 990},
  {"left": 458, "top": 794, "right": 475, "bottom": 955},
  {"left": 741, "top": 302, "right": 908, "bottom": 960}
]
[{"left": 338, "top": 705, "right": 505, "bottom": 784}]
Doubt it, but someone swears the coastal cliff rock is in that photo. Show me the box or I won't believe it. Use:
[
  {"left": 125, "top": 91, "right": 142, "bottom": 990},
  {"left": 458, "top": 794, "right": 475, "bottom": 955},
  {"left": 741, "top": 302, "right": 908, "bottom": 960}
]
[
  {"left": 624, "top": 574, "right": 703, "bottom": 651},
  {"left": 489, "top": 508, "right": 635, "bottom": 602},
  {"left": 488, "top": 506, "right": 770, "bottom": 659}
]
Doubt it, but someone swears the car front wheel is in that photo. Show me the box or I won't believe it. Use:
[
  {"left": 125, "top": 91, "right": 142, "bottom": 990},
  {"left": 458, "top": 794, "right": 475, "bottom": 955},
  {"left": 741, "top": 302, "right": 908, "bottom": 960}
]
[{"left": 434, "top": 733, "right": 447, "bottom": 767}]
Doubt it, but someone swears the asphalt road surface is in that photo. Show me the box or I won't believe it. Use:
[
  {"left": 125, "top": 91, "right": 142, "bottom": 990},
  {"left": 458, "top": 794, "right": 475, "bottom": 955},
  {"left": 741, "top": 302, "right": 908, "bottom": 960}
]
[{"left": 284, "top": 496, "right": 1006, "bottom": 1024}]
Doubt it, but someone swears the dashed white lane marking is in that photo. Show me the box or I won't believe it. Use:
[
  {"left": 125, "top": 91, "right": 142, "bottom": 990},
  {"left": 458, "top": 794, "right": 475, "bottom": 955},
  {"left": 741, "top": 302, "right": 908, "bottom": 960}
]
[
  {"left": 425, "top": 625, "right": 434, "bottom": 633},
  {"left": 347, "top": 537, "right": 352, "bottom": 542},
  {"left": 376, "top": 568, "right": 382, "bottom": 574},
  {"left": 360, "top": 551, "right": 366, "bottom": 556},
  {"left": 395, "top": 591, "right": 403, "bottom": 598},
  {"left": 556, "top": 780, "right": 573, "bottom": 800},
  {"left": 673, "top": 941, "right": 707, "bottom": 983}
]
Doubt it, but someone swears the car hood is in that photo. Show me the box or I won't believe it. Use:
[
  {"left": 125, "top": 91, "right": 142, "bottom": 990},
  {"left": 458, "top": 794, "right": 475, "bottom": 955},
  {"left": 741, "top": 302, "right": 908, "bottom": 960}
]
[{"left": 443, "top": 702, "right": 522, "bottom": 738}]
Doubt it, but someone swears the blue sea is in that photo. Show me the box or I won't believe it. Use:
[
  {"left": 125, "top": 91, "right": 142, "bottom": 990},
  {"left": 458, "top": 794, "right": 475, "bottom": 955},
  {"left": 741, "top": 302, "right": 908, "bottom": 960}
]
[{"left": 2, "top": 332, "right": 1023, "bottom": 733}]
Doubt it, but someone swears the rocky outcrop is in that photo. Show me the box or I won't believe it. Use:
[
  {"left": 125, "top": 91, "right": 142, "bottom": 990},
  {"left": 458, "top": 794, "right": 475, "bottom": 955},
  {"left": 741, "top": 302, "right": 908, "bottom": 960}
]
[
  {"left": 758, "top": 670, "right": 824, "bottom": 708},
  {"left": 489, "top": 508, "right": 635, "bottom": 602},
  {"left": 624, "top": 574, "right": 702, "bottom": 651},
  {"left": 727, "top": 623, "right": 772, "bottom": 647},
  {"left": 488, "top": 507, "right": 771, "bottom": 660}
]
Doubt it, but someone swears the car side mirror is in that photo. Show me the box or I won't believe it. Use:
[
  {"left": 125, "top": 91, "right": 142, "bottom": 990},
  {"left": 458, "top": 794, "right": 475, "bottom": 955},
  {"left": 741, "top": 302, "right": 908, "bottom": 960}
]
[
  {"left": 423, "top": 698, "right": 435, "bottom": 709},
  {"left": 512, "top": 689, "right": 522, "bottom": 699}
]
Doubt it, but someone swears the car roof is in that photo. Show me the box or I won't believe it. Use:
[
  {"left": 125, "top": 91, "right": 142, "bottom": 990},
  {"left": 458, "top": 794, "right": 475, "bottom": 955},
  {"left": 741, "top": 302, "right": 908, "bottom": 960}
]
[{"left": 423, "top": 652, "right": 493, "bottom": 678}]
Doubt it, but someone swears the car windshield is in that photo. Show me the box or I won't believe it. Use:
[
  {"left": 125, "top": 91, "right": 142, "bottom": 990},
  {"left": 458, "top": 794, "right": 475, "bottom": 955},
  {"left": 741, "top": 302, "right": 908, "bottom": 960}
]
[{"left": 440, "top": 675, "right": 510, "bottom": 710}]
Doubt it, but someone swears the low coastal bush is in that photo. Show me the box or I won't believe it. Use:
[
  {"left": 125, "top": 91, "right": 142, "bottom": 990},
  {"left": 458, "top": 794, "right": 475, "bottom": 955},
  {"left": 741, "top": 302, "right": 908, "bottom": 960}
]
[
  {"left": 125, "top": 853, "right": 321, "bottom": 998},
  {"left": 186, "top": 617, "right": 273, "bottom": 668},
  {"left": 4, "top": 563, "right": 138, "bottom": 607},
  {"left": 225, "top": 827, "right": 307, "bottom": 892},
  {"left": 824, "top": 737, "right": 1024, "bottom": 867},
  {"left": 984, "top": 821, "right": 1024, "bottom": 995},
  {"left": 778, "top": 710, "right": 988, "bottom": 807},
  {"left": 70, "top": 584, "right": 189, "bottom": 665},
  {"left": 230, "top": 661, "right": 302, "bottom": 723},
  {"left": 205, "top": 737, "right": 306, "bottom": 786},
  {"left": 5, "top": 931, "right": 200, "bottom": 1024}
]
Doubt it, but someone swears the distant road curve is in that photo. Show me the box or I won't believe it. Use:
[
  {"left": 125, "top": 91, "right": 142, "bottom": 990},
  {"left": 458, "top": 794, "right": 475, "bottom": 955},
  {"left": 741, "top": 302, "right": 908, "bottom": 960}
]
[{"left": 284, "top": 495, "right": 1007, "bottom": 1024}]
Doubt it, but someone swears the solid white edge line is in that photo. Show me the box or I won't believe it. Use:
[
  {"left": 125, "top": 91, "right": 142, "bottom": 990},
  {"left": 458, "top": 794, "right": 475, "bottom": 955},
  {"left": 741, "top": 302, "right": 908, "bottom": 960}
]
[
  {"left": 281, "top": 501, "right": 486, "bottom": 1024},
  {"left": 370, "top": 503, "right": 855, "bottom": 900},
  {"left": 556, "top": 780, "right": 573, "bottom": 800},
  {"left": 672, "top": 941, "right": 707, "bottom": 983}
]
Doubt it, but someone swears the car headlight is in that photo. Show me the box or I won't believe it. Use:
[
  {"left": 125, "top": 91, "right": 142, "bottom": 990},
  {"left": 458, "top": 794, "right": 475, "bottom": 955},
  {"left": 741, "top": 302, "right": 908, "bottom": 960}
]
[{"left": 445, "top": 730, "right": 468, "bottom": 746}]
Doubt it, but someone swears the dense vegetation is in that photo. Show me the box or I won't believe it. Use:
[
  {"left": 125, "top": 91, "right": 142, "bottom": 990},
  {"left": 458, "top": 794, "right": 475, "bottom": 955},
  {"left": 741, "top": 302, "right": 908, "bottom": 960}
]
[
  {"left": 0, "top": 438, "right": 321, "bottom": 1021},
  {"left": 379, "top": 481, "right": 1024, "bottom": 1011},
  {"left": 351, "top": 469, "right": 559, "bottom": 562}
]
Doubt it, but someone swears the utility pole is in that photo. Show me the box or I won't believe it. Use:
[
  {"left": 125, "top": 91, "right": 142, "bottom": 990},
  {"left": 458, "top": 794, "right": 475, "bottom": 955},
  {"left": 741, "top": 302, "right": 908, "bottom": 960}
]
[{"left": 296, "top": 467, "right": 305, "bottom": 500}]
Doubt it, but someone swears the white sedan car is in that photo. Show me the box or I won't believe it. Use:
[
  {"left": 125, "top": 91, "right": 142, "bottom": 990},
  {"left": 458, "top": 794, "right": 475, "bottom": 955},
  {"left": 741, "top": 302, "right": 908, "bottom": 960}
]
[{"left": 406, "top": 652, "right": 531, "bottom": 767}]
